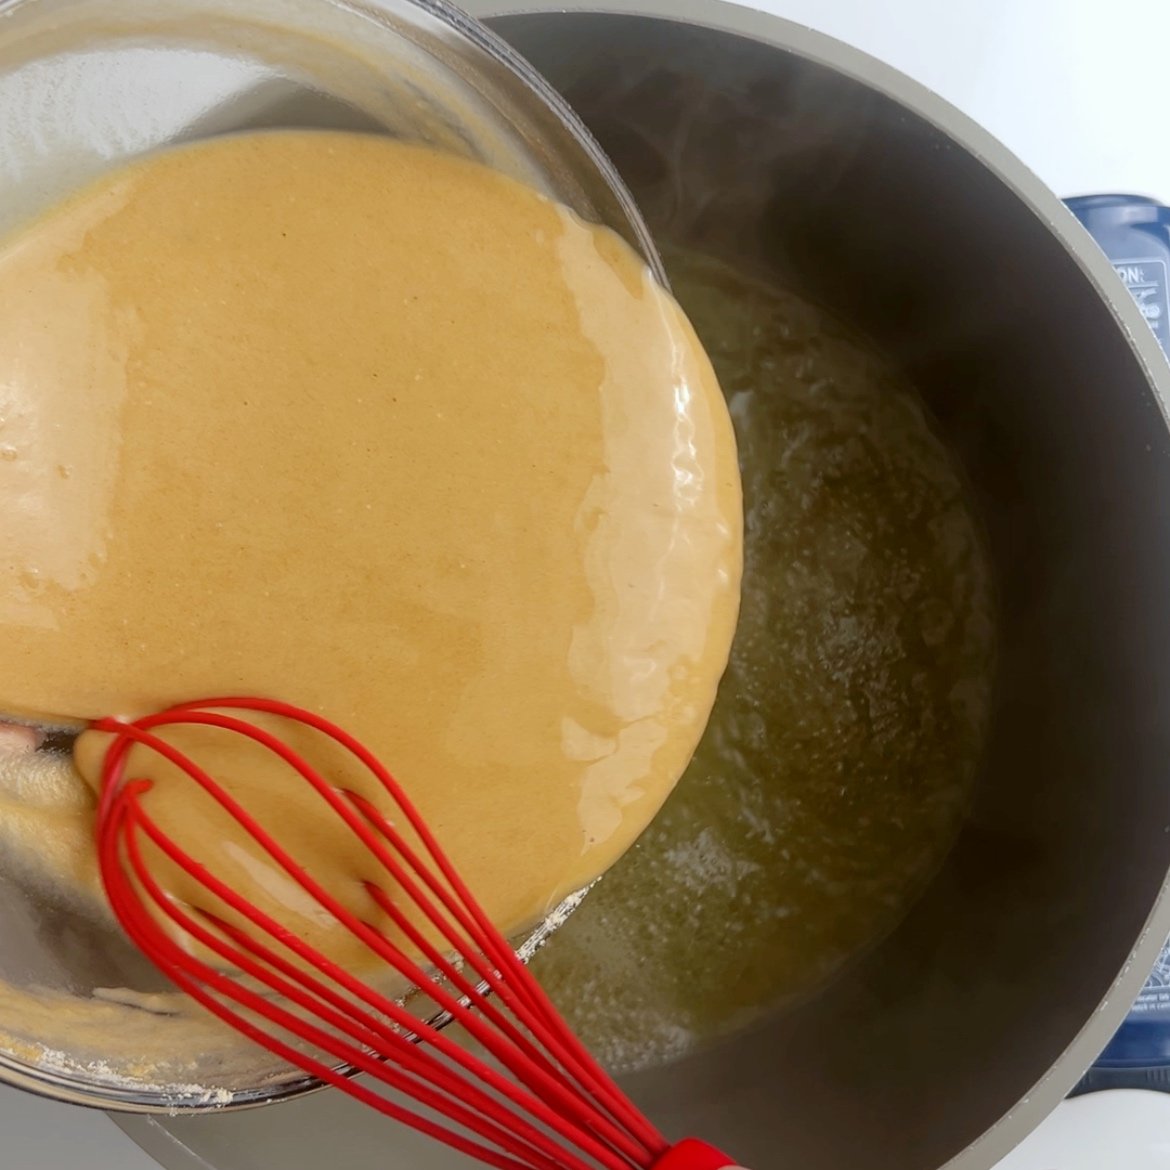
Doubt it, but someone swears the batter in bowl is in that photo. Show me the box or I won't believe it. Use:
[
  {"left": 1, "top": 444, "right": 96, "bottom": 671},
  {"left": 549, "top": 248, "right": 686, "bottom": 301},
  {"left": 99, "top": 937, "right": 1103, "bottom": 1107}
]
[{"left": 0, "top": 132, "right": 742, "bottom": 982}]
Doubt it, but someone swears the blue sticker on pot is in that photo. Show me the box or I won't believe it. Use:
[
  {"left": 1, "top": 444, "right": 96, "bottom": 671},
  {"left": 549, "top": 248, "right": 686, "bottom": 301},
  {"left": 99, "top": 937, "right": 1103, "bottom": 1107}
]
[
  {"left": 1111, "top": 257, "right": 1169, "bottom": 350},
  {"left": 1065, "top": 194, "right": 1170, "bottom": 361}
]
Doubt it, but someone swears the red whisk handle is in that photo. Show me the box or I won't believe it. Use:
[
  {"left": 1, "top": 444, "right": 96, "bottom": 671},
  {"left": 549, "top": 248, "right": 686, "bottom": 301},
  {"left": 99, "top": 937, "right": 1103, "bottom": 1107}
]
[{"left": 653, "top": 1138, "right": 745, "bottom": 1170}]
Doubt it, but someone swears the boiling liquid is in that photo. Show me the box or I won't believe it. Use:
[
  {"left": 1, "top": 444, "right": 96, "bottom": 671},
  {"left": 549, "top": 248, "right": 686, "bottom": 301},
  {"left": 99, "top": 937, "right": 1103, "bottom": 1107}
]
[{"left": 529, "top": 247, "right": 997, "bottom": 1073}]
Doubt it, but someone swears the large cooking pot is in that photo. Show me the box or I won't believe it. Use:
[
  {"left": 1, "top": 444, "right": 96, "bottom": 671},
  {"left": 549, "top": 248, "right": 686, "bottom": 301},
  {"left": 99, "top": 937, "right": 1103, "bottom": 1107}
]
[{"left": 116, "top": 2, "right": 1170, "bottom": 1170}]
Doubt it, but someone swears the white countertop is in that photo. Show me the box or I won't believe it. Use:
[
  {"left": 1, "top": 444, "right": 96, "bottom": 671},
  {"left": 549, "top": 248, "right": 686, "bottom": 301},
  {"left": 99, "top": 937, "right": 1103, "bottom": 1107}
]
[{"left": 2, "top": 0, "right": 1167, "bottom": 1165}]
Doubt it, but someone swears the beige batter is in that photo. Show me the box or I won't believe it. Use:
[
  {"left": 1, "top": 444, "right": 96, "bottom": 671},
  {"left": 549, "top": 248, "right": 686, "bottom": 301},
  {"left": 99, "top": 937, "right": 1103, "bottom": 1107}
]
[{"left": 0, "top": 131, "right": 742, "bottom": 974}]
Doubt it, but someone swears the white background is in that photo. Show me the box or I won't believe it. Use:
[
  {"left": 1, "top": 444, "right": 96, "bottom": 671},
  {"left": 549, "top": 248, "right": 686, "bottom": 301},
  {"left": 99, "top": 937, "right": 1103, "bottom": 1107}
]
[{"left": 2, "top": 0, "right": 1168, "bottom": 1165}]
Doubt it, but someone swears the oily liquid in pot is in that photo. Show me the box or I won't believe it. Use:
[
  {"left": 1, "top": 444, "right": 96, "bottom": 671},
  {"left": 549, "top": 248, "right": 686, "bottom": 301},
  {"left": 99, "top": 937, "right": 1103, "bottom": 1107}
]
[{"left": 528, "top": 246, "right": 997, "bottom": 1074}]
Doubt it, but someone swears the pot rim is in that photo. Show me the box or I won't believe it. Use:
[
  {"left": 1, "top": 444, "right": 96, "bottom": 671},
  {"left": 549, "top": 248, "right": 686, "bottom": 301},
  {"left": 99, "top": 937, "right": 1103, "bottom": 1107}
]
[{"left": 453, "top": 2, "right": 1170, "bottom": 1168}]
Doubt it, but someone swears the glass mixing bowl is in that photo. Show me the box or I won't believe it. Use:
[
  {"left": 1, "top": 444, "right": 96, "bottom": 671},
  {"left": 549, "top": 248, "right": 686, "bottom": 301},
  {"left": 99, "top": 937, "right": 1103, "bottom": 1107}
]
[{"left": 0, "top": 0, "right": 661, "bottom": 1112}]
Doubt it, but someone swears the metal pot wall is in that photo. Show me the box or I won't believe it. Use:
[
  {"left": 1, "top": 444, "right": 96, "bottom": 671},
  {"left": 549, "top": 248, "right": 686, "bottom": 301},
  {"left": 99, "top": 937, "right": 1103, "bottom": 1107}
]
[{"left": 117, "top": 3, "right": 1170, "bottom": 1169}]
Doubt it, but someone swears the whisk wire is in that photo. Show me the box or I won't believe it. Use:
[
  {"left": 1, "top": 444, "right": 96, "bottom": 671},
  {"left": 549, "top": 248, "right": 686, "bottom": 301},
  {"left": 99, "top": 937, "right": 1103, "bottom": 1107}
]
[
  {"left": 350, "top": 793, "right": 642, "bottom": 1113},
  {"left": 95, "top": 701, "right": 670, "bottom": 1170},
  {"left": 101, "top": 786, "right": 550, "bottom": 1170},
  {"left": 345, "top": 789, "right": 654, "bottom": 1153},
  {"left": 108, "top": 786, "right": 604, "bottom": 1170},
  {"left": 135, "top": 703, "right": 663, "bottom": 1162},
  {"left": 106, "top": 713, "right": 654, "bottom": 1169}
]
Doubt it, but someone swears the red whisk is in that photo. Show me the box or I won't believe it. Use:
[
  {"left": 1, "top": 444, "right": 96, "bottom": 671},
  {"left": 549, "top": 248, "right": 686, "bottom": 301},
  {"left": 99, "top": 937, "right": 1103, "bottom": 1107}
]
[{"left": 92, "top": 698, "right": 744, "bottom": 1170}]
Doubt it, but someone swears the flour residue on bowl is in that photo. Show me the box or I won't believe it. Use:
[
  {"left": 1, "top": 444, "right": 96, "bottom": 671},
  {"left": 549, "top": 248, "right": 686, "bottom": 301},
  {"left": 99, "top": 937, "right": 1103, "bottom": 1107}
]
[{"left": 528, "top": 246, "right": 998, "bottom": 1074}]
